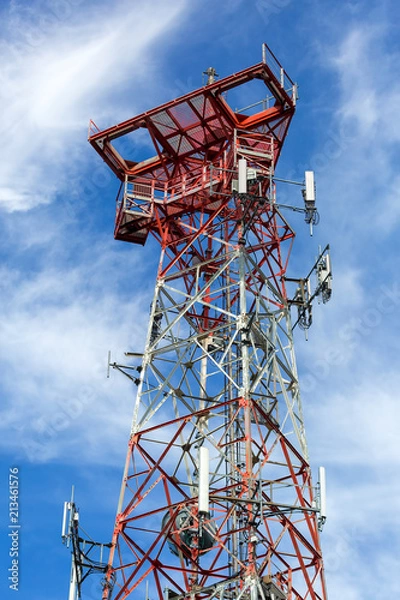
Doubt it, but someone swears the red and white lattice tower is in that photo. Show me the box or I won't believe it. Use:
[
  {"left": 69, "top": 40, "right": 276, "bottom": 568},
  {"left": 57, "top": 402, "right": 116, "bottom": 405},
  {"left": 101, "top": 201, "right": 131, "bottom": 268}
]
[{"left": 89, "top": 43, "right": 328, "bottom": 600}]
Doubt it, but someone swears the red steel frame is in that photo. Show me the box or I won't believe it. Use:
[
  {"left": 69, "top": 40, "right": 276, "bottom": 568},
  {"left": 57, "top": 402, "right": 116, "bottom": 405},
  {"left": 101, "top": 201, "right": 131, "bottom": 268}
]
[
  {"left": 89, "top": 44, "right": 327, "bottom": 600},
  {"left": 89, "top": 49, "right": 295, "bottom": 248}
]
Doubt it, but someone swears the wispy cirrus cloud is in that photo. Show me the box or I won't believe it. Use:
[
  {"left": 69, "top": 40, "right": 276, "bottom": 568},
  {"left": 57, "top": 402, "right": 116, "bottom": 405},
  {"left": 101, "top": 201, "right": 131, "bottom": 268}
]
[
  {"left": 0, "top": 238, "right": 154, "bottom": 464},
  {"left": 0, "top": 0, "right": 189, "bottom": 467},
  {"left": 0, "top": 0, "right": 189, "bottom": 212},
  {"left": 331, "top": 25, "right": 400, "bottom": 142},
  {"left": 295, "top": 15, "right": 400, "bottom": 600},
  {"left": 317, "top": 21, "right": 400, "bottom": 241},
  {"left": 0, "top": 0, "right": 193, "bottom": 466}
]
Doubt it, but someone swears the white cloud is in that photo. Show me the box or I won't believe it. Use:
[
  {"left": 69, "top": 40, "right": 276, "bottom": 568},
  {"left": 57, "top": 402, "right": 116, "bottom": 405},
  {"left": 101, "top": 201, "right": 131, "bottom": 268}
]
[
  {"left": 317, "top": 22, "right": 400, "bottom": 241},
  {"left": 296, "top": 19, "right": 400, "bottom": 404},
  {"left": 0, "top": 0, "right": 189, "bottom": 211},
  {"left": 309, "top": 373, "right": 400, "bottom": 467},
  {"left": 331, "top": 25, "right": 400, "bottom": 142},
  {"left": 293, "top": 18, "right": 400, "bottom": 599},
  {"left": 0, "top": 236, "right": 154, "bottom": 464}
]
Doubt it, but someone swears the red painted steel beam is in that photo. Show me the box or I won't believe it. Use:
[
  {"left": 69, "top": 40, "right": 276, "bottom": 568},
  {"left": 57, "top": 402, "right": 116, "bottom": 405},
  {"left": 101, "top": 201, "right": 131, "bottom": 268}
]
[
  {"left": 88, "top": 62, "right": 295, "bottom": 181},
  {"left": 89, "top": 61, "right": 292, "bottom": 144}
]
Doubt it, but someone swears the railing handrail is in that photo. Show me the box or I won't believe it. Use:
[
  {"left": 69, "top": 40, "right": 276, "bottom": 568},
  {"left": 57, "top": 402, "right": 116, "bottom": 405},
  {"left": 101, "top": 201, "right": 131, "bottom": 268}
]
[
  {"left": 88, "top": 119, "right": 101, "bottom": 138},
  {"left": 262, "top": 42, "right": 294, "bottom": 86},
  {"left": 122, "top": 159, "right": 227, "bottom": 207}
]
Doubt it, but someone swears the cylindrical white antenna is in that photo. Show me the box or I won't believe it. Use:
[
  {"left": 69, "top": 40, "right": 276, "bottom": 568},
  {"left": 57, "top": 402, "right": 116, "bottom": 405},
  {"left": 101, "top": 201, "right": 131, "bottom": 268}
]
[
  {"left": 319, "top": 466, "right": 327, "bottom": 522},
  {"left": 238, "top": 158, "right": 248, "bottom": 194},
  {"left": 61, "top": 501, "right": 68, "bottom": 541},
  {"left": 107, "top": 350, "right": 111, "bottom": 378},
  {"left": 198, "top": 446, "right": 210, "bottom": 514},
  {"left": 325, "top": 251, "right": 331, "bottom": 275}
]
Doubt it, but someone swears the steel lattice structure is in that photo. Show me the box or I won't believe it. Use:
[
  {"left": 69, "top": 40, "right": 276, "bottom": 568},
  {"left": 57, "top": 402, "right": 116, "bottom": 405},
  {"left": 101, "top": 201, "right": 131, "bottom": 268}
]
[{"left": 89, "top": 44, "right": 327, "bottom": 600}]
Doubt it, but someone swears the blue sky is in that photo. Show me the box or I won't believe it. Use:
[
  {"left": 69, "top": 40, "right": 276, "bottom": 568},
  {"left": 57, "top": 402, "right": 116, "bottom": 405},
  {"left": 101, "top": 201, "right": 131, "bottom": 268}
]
[{"left": 1, "top": 0, "right": 400, "bottom": 598}]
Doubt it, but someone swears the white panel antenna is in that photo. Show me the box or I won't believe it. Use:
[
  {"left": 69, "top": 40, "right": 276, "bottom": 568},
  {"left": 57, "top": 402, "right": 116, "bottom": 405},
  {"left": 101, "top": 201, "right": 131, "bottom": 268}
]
[
  {"left": 317, "top": 249, "right": 332, "bottom": 304},
  {"left": 304, "top": 171, "right": 316, "bottom": 204},
  {"left": 61, "top": 501, "right": 69, "bottom": 543},
  {"left": 198, "top": 446, "right": 210, "bottom": 514},
  {"left": 238, "top": 158, "right": 248, "bottom": 194},
  {"left": 318, "top": 466, "right": 327, "bottom": 532}
]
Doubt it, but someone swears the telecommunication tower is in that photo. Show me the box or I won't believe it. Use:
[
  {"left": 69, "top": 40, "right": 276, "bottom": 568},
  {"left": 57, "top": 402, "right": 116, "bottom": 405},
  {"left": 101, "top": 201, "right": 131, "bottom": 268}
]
[{"left": 85, "top": 43, "right": 331, "bottom": 600}]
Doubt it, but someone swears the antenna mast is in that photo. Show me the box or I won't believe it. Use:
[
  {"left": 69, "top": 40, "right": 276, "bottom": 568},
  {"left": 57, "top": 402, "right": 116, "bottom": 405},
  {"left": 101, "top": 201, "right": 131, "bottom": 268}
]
[
  {"left": 87, "top": 42, "right": 329, "bottom": 600},
  {"left": 62, "top": 488, "right": 113, "bottom": 599}
]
